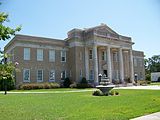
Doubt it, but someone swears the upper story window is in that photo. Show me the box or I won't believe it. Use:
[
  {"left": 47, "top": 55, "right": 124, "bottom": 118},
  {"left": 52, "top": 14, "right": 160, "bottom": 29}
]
[
  {"left": 37, "top": 69, "right": 43, "bottom": 82},
  {"left": 49, "top": 70, "right": 55, "bottom": 82},
  {"left": 61, "top": 50, "right": 66, "bottom": 62},
  {"left": 37, "top": 49, "right": 43, "bottom": 61},
  {"left": 49, "top": 50, "right": 55, "bottom": 62},
  {"left": 102, "top": 51, "right": 106, "bottom": 61},
  {"left": 89, "top": 49, "right": 92, "bottom": 59},
  {"left": 24, "top": 48, "right": 30, "bottom": 60},
  {"left": 23, "top": 69, "right": 30, "bottom": 82}
]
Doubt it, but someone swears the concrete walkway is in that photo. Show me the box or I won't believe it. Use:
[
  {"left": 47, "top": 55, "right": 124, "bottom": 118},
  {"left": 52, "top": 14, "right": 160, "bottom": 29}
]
[
  {"left": 131, "top": 112, "right": 160, "bottom": 120},
  {"left": 115, "top": 85, "right": 160, "bottom": 90},
  {"left": 0, "top": 89, "right": 95, "bottom": 94}
]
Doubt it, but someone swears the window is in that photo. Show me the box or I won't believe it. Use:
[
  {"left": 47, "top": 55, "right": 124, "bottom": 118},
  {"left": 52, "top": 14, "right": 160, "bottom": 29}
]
[
  {"left": 23, "top": 69, "right": 30, "bottom": 82},
  {"left": 61, "top": 70, "right": 66, "bottom": 80},
  {"left": 134, "top": 58, "right": 137, "bottom": 66},
  {"left": 89, "top": 49, "right": 92, "bottom": 59},
  {"left": 37, "top": 49, "right": 43, "bottom": 61},
  {"left": 113, "top": 52, "right": 118, "bottom": 62},
  {"left": 102, "top": 51, "right": 106, "bottom": 61},
  {"left": 24, "top": 48, "right": 30, "bottom": 60},
  {"left": 80, "top": 69, "right": 82, "bottom": 79},
  {"left": 139, "top": 59, "right": 143, "bottom": 67},
  {"left": 61, "top": 50, "right": 66, "bottom": 62},
  {"left": 49, "top": 70, "right": 55, "bottom": 82},
  {"left": 49, "top": 50, "right": 55, "bottom": 62},
  {"left": 70, "top": 70, "right": 72, "bottom": 77},
  {"left": 80, "top": 52, "right": 82, "bottom": 60},
  {"left": 89, "top": 70, "right": 94, "bottom": 80},
  {"left": 37, "top": 70, "right": 43, "bottom": 82}
]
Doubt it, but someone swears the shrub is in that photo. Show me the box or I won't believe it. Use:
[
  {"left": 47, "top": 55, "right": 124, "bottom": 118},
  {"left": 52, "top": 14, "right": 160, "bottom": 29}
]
[
  {"left": 77, "top": 77, "right": 91, "bottom": 88},
  {"left": 158, "top": 77, "right": 160, "bottom": 82},
  {"left": 92, "top": 90, "right": 103, "bottom": 96},
  {"left": 109, "top": 90, "right": 115, "bottom": 96},
  {"left": 0, "top": 77, "right": 15, "bottom": 91},
  {"left": 109, "top": 90, "right": 119, "bottom": 96},
  {"left": 81, "top": 77, "right": 88, "bottom": 84},
  {"left": 63, "top": 77, "right": 72, "bottom": 88},
  {"left": 115, "top": 91, "right": 119, "bottom": 95},
  {"left": 69, "top": 83, "right": 77, "bottom": 88},
  {"left": 19, "top": 82, "right": 60, "bottom": 90},
  {"left": 146, "top": 74, "right": 151, "bottom": 81}
]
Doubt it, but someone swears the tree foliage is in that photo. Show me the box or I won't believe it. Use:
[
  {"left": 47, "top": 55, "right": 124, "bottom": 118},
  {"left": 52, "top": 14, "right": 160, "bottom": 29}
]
[
  {"left": 0, "top": 12, "right": 21, "bottom": 40},
  {"left": 147, "top": 55, "right": 160, "bottom": 73}
]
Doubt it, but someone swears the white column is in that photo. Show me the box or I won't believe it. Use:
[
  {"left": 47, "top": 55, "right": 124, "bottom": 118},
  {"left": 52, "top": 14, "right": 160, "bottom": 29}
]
[
  {"left": 107, "top": 46, "right": 112, "bottom": 82},
  {"left": 85, "top": 47, "right": 89, "bottom": 80},
  {"left": 130, "top": 49, "right": 135, "bottom": 83},
  {"left": 119, "top": 48, "right": 124, "bottom": 83},
  {"left": 93, "top": 45, "right": 98, "bottom": 84}
]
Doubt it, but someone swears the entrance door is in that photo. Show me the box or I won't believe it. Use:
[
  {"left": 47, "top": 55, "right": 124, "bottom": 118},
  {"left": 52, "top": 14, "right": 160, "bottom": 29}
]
[{"left": 103, "top": 70, "right": 108, "bottom": 77}]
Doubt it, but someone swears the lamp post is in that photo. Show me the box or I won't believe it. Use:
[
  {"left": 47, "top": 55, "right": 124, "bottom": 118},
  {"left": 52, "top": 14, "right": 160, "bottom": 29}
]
[
  {"left": 134, "top": 74, "right": 138, "bottom": 84},
  {"left": 98, "top": 73, "right": 102, "bottom": 84},
  {"left": 14, "top": 62, "right": 19, "bottom": 88}
]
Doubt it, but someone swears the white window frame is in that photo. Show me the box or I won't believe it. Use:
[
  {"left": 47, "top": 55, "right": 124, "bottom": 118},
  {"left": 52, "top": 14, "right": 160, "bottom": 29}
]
[
  {"left": 24, "top": 48, "right": 30, "bottom": 60},
  {"left": 23, "top": 69, "right": 30, "bottom": 82},
  {"left": 37, "top": 69, "right": 43, "bottom": 82},
  {"left": 61, "top": 50, "right": 66, "bottom": 62},
  {"left": 61, "top": 70, "right": 66, "bottom": 80},
  {"left": 37, "top": 49, "right": 43, "bottom": 61},
  {"left": 49, "top": 70, "right": 55, "bottom": 82},
  {"left": 49, "top": 50, "right": 55, "bottom": 62}
]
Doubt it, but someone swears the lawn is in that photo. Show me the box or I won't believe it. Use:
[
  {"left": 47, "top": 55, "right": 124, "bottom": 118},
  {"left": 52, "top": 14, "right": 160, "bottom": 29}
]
[
  {"left": 149, "top": 82, "right": 160, "bottom": 86},
  {"left": 0, "top": 89, "right": 160, "bottom": 120}
]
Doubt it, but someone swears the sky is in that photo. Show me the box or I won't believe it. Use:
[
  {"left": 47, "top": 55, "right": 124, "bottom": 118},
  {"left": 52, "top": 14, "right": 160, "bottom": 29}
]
[{"left": 0, "top": 0, "right": 160, "bottom": 58}]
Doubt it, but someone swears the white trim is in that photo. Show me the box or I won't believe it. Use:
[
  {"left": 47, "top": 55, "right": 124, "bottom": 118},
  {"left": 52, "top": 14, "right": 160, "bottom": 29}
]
[
  {"left": 37, "top": 69, "right": 43, "bottom": 82},
  {"left": 6, "top": 43, "right": 68, "bottom": 53},
  {"left": 49, "top": 69, "right": 55, "bottom": 82},
  {"left": 23, "top": 69, "right": 30, "bottom": 82},
  {"left": 37, "top": 49, "right": 43, "bottom": 61},
  {"left": 49, "top": 50, "right": 55, "bottom": 62},
  {"left": 61, "top": 50, "right": 66, "bottom": 62},
  {"left": 24, "top": 48, "right": 30, "bottom": 60}
]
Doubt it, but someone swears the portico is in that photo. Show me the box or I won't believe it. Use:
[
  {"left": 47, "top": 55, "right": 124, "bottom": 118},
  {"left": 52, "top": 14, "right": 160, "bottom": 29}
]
[{"left": 85, "top": 43, "right": 135, "bottom": 84}]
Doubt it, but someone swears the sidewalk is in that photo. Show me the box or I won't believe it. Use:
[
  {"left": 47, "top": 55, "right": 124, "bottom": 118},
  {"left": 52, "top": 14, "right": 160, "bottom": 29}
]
[
  {"left": 115, "top": 85, "right": 160, "bottom": 90},
  {"left": 131, "top": 112, "right": 160, "bottom": 120}
]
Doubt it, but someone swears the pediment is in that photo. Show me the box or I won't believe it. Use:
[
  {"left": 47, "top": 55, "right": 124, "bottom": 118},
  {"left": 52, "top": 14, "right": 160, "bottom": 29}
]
[{"left": 94, "top": 24, "right": 119, "bottom": 36}]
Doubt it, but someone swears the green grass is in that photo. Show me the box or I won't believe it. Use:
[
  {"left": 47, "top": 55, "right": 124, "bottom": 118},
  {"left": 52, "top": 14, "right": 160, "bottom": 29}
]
[
  {"left": 149, "top": 82, "right": 160, "bottom": 86},
  {"left": 0, "top": 89, "right": 160, "bottom": 120}
]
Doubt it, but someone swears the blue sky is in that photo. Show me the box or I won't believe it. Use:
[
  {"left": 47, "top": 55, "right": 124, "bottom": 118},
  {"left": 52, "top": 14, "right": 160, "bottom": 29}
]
[{"left": 0, "top": 0, "right": 160, "bottom": 58}]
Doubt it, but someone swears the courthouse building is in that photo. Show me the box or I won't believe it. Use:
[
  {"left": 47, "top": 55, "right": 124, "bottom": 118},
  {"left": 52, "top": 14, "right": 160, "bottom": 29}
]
[{"left": 5, "top": 24, "right": 145, "bottom": 86}]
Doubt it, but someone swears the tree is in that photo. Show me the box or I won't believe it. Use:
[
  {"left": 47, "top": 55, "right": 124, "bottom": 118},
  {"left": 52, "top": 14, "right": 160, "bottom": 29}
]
[
  {"left": 0, "top": 7, "right": 21, "bottom": 94},
  {"left": 0, "top": 12, "right": 21, "bottom": 40},
  {"left": 148, "top": 55, "right": 160, "bottom": 72},
  {"left": 0, "top": 57, "right": 16, "bottom": 94},
  {"left": 145, "top": 55, "right": 160, "bottom": 81}
]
